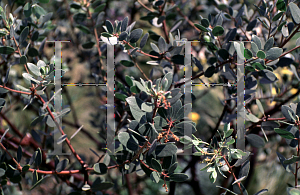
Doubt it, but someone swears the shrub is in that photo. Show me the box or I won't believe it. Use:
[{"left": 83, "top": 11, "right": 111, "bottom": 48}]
[{"left": 0, "top": 0, "right": 300, "bottom": 194}]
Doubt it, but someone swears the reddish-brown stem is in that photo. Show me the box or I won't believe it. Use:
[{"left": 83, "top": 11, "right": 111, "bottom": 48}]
[
  {"left": 280, "top": 24, "right": 300, "bottom": 48},
  {"left": 11, "top": 36, "right": 31, "bottom": 75},
  {"left": 139, "top": 159, "right": 169, "bottom": 177},
  {"left": 0, "top": 85, "right": 31, "bottom": 95},
  {"left": 0, "top": 143, "right": 21, "bottom": 170},
  {"left": 266, "top": 45, "right": 300, "bottom": 64},
  {"left": 36, "top": 95, "right": 85, "bottom": 166},
  {"left": 127, "top": 50, "right": 149, "bottom": 80},
  {"left": 223, "top": 155, "right": 243, "bottom": 195},
  {"left": 175, "top": 58, "right": 232, "bottom": 87},
  {"left": 265, "top": 117, "right": 286, "bottom": 121},
  {"left": 87, "top": 6, "right": 104, "bottom": 74},
  {"left": 123, "top": 40, "right": 162, "bottom": 59},
  {"left": 162, "top": 20, "right": 170, "bottom": 44},
  {"left": 137, "top": 0, "right": 154, "bottom": 12}
]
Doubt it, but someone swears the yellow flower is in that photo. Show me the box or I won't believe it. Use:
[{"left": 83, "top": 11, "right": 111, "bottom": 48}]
[
  {"left": 188, "top": 112, "right": 200, "bottom": 124},
  {"left": 272, "top": 87, "right": 277, "bottom": 96},
  {"left": 267, "top": 100, "right": 276, "bottom": 107},
  {"left": 290, "top": 88, "right": 298, "bottom": 95},
  {"left": 193, "top": 66, "right": 199, "bottom": 72},
  {"left": 280, "top": 67, "right": 293, "bottom": 76}
]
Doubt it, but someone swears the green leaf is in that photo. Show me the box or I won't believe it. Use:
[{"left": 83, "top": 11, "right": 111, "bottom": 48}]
[
  {"left": 256, "top": 50, "right": 266, "bottom": 59},
  {"left": 150, "top": 171, "right": 160, "bottom": 183},
  {"left": 252, "top": 35, "right": 262, "bottom": 50},
  {"left": 0, "top": 168, "right": 5, "bottom": 177},
  {"left": 244, "top": 49, "right": 253, "bottom": 59},
  {"left": 28, "top": 47, "right": 39, "bottom": 57},
  {"left": 281, "top": 105, "right": 296, "bottom": 123},
  {"left": 252, "top": 62, "right": 266, "bottom": 70},
  {"left": 260, "top": 69, "right": 277, "bottom": 82},
  {"left": 120, "top": 60, "right": 134, "bottom": 67},
  {"left": 246, "top": 19, "right": 257, "bottom": 31},
  {"left": 17, "top": 146, "right": 22, "bottom": 163},
  {"left": 287, "top": 187, "right": 300, "bottom": 195},
  {"left": 27, "top": 63, "right": 41, "bottom": 76},
  {"left": 256, "top": 99, "right": 264, "bottom": 115},
  {"left": 32, "top": 4, "right": 46, "bottom": 19},
  {"left": 93, "top": 163, "right": 107, "bottom": 174},
  {"left": 289, "top": 2, "right": 300, "bottom": 24},
  {"left": 171, "top": 55, "right": 184, "bottom": 65},
  {"left": 155, "top": 143, "right": 177, "bottom": 157},
  {"left": 121, "top": 16, "right": 129, "bottom": 32},
  {"left": 130, "top": 86, "right": 140, "bottom": 93},
  {"left": 56, "top": 159, "right": 69, "bottom": 172},
  {"left": 129, "top": 29, "right": 143, "bottom": 43},
  {"left": 126, "top": 96, "right": 145, "bottom": 121},
  {"left": 284, "top": 155, "right": 300, "bottom": 165},
  {"left": 22, "top": 165, "right": 30, "bottom": 172},
  {"left": 70, "top": 2, "right": 81, "bottom": 9},
  {"left": 246, "top": 134, "right": 265, "bottom": 148},
  {"left": 194, "top": 24, "right": 209, "bottom": 32},
  {"left": 30, "top": 176, "right": 47, "bottom": 191},
  {"left": 140, "top": 33, "right": 149, "bottom": 49},
  {"left": 261, "top": 121, "right": 280, "bottom": 131},
  {"left": 101, "top": 32, "right": 112, "bottom": 37},
  {"left": 274, "top": 128, "right": 295, "bottom": 139},
  {"left": 201, "top": 18, "right": 210, "bottom": 28},
  {"left": 273, "top": 12, "right": 284, "bottom": 21},
  {"left": 20, "top": 55, "right": 27, "bottom": 64},
  {"left": 169, "top": 173, "right": 189, "bottom": 182},
  {"left": 124, "top": 76, "right": 133, "bottom": 87},
  {"left": 266, "top": 47, "right": 282, "bottom": 60},
  {"left": 212, "top": 25, "right": 224, "bottom": 36},
  {"left": 218, "top": 49, "right": 229, "bottom": 60},
  {"left": 32, "top": 169, "right": 38, "bottom": 185},
  {"left": 0, "top": 46, "right": 15, "bottom": 54},
  {"left": 158, "top": 36, "right": 167, "bottom": 53},
  {"left": 19, "top": 26, "right": 29, "bottom": 44},
  {"left": 251, "top": 42, "right": 259, "bottom": 54},
  {"left": 35, "top": 148, "right": 42, "bottom": 167},
  {"left": 168, "top": 162, "right": 178, "bottom": 174},
  {"left": 118, "top": 132, "right": 139, "bottom": 151},
  {"left": 24, "top": 3, "right": 32, "bottom": 17},
  {"left": 94, "top": 4, "right": 106, "bottom": 13},
  {"left": 225, "top": 129, "right": 234, "bottom": 138},
  {"left": 276, "top": 0, "right": 286, "bottom": 11},
  {"left": 141, "top": 102, "right": 153, "bottom": 112},
  {"left": 82, "top": 42, "right": 95, "bottom": 49},
  {"left": 91, "top": 180, "right": 114, "bottom": 192},
  {"left": 153, "top": 116, "right": 168, "bottom": 130},
  {"left": 105, "top": 20, "right": 114, "bottom": 34},
  {"left": 151, "top": 158, "right": 162, "bottom": 172},
  {"left": 204, "top": 66, "right": 216, "bottom": 77},
  {"left": 264, "top": 37, "right": 274, "bottom": 51},
  {"left": 75, "top": 25, "right": 90, "bottom": 34},
  {"left": 119, "top": 31, "right": 128, "bottom": 41},
  {"left": 161, "top": 72, "right": 173, "bottom": 91},
  {"left": 245, "top": 112, "right": 259, "bottom": 123}
]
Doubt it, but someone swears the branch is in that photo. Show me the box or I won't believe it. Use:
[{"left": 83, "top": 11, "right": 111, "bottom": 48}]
[{"left": 36, "top": 95, "right": 85, "bottom": 166}]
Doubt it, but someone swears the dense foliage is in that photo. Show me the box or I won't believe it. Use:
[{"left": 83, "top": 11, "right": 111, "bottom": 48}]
[{"left": 2, "top": 0, "right": 300, "bottom": 194}]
